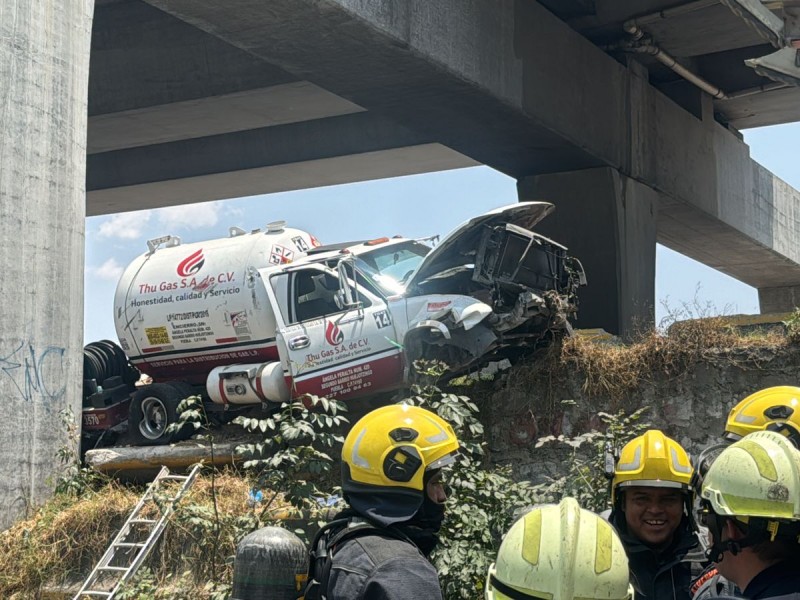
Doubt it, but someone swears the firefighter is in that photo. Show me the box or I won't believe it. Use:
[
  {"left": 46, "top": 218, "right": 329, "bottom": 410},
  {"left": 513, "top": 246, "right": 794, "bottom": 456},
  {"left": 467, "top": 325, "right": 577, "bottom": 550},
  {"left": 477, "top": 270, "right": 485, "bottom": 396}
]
[
  {"left": 303, "top": 403, "right": 459, "bottom": 600},
  {"left": 609, "top": 430, "right": 704, "bottom": 600},
  {"left": 698, "top": 430, "right": 800, "bottom": 599},
  {"left": 691, "top": 386, "right": 800, "bottom": 600},
  {"left": 722, "top": 386, "right": 800, "bottom": 445},
  {"left": 486, "top": 496, "right": 633, "bottom": 600},
  {"left": 697, "top": 386, "right": 800, "bottom": 482}
]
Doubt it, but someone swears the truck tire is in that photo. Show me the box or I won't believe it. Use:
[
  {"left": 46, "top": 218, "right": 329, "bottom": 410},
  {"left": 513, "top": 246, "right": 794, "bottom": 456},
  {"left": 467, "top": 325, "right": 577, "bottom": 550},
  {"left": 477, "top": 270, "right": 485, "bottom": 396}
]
[{"left": 129, "top": 383, "right": 194, "bottom": 446}]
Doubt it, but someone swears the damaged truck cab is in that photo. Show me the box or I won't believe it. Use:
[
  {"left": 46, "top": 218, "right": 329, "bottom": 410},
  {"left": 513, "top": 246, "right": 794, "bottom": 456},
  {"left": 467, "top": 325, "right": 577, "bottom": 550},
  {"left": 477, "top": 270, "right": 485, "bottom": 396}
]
[{"left": 264, "top": 201, "right": 585, "bottom": 401}]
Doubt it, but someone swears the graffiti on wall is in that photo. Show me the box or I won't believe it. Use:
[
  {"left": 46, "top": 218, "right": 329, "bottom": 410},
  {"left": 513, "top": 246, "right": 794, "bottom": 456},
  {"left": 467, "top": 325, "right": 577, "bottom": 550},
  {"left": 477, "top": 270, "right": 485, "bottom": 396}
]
[{"left": 0, "top": 341, "right": 67, "bottom": 403}]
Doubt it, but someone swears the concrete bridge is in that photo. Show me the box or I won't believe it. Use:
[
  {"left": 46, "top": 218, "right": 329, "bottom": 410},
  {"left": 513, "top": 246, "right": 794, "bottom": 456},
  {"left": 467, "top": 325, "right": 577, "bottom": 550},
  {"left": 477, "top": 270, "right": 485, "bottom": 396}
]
[{"left": 2, "top": 0, "right": 800, "bottom": 528}]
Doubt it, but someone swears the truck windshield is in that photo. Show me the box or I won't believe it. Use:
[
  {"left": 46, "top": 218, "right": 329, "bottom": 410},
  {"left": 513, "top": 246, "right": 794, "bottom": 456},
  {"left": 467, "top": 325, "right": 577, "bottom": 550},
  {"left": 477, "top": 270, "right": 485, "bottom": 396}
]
[{"left": 355, "top": 241, "right": 431, "bottom": 295}]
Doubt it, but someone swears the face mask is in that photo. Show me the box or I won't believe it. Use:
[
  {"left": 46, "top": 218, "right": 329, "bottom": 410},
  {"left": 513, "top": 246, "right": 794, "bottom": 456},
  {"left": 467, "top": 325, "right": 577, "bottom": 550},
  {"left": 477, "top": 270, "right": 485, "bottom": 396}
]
[
  {"left": 408, "top": 469, "right": 446, "bottom": 532},
  {"left": 414, "top": 492, "right": 446, "bottom": 532}
]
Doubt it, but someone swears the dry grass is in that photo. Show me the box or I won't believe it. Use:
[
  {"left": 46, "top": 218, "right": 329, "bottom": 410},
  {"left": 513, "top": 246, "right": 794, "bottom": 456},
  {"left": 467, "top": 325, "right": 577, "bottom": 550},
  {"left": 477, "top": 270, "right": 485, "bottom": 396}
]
[
  {"left": 0, "top": 470, "right": 290, "bottom": 599},
  {"left": 563, "top": 316, "right": 787, "bottom": 402},
  {"left": 0, "top": 483, "right": 138, "bottom": 597},
  {"left": 501, "top": 316, "right": 791, "bottom": 433}
]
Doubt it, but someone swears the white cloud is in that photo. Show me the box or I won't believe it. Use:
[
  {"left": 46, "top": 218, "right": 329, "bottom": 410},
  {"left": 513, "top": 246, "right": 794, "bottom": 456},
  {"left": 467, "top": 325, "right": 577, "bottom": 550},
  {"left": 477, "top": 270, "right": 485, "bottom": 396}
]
[
  {"left": 224, "top": 204, "right": 245, "bottom": 218},
  {"left": 90, "top": 258, "right": 124, "bottom": 281},
  {"left": 156, "top": 201, "right": 222, "bottom": 230},
  {"left": 97, "top": 210, "right": 153, "bottom": 240}
]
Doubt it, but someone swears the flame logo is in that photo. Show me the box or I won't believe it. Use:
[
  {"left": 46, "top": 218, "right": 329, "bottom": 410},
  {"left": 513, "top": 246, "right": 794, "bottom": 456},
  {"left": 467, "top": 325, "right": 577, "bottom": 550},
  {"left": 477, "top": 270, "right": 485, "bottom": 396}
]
[
  {"left": 177, "top": 249, "right": 205, "bottom": 277},
  {"left": 325, "top": 321, "right": 343, "bottom": 346}
]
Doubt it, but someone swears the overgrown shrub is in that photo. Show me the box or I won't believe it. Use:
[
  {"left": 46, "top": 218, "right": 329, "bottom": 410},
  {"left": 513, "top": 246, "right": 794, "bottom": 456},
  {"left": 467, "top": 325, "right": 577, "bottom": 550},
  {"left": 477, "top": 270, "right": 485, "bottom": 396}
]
[
  {"left": 532, "top": 405, "right": 651, "bottom": 512},
  {"left": 235, "top": 395, "right": 348, "bottom": 514},
  {"left": 784, "top": 308, "right": 800, "bottom": 344}
]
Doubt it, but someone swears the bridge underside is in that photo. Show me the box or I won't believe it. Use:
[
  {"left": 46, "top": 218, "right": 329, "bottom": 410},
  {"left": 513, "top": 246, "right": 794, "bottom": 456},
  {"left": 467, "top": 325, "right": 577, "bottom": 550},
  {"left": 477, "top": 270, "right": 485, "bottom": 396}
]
[{"left": 89, "top": 0, "right": 800, "bottom": 333}]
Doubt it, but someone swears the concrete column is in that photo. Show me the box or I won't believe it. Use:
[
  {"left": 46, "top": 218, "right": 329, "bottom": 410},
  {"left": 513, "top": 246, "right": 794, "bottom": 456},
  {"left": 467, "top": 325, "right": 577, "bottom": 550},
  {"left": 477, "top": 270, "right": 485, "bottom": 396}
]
[
  {"left": 518, "top": 167, "right": 658, "bottom": 337},
  {"left": 759, "top": 286, "right": 800, "bottom": 314},
  {"left": 0, "top": 1, "right": 93, "bottom": 528}
]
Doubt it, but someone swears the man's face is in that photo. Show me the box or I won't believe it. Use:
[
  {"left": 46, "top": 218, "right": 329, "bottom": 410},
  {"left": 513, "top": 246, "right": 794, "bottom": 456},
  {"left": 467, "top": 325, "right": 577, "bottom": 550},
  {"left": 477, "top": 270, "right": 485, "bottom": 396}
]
[
  {"left": 623, "top": 486, "right": 684, "bottom": 549},
  {"left": 426, "top": 470, "right": 447, "bottom": 504}
]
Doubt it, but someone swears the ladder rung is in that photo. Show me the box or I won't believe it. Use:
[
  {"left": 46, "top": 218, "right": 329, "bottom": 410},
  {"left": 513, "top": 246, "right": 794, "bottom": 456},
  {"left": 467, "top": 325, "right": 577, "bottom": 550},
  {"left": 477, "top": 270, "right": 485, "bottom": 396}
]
[
  {"left": 130, "top": 518, "right": 157, "bottom": 524},
  {"left": 114, "top": 542, "right": 146, "bottom": 548},
  {"left": 160, "top": 474, "right": 190, "bottom": 481},
  {"left": 98, "top": 565, "right": 128, "bottom": 572},
  {"left": 78, "top": 592, "right": 112, "bottom": 597}
]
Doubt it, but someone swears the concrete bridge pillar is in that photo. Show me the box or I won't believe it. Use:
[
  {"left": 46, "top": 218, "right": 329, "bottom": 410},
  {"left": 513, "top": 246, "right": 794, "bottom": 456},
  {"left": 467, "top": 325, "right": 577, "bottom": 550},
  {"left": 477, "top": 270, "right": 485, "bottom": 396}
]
[
  {"left": 0, "top": 1, "right": 93, "bottom": 528},
  {"left": 759, "top": 286, "right": 800, "bottom": 314},
  {"left": 518, "top": 167, "right": 658, "bottom": 338}
]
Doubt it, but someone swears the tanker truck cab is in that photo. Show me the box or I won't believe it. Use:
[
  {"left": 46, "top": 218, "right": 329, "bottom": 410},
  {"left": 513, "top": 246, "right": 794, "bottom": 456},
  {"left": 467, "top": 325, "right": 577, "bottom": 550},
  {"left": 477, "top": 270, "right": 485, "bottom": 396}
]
[
  {"left": 259, "top": 201, "right": 585, "bottom": 401},
  {"left": 259, "top": 199, "right": 586, "bottom": 399},
  {"left": 262, "top": 258, "right": 407, "bottom": 400}
]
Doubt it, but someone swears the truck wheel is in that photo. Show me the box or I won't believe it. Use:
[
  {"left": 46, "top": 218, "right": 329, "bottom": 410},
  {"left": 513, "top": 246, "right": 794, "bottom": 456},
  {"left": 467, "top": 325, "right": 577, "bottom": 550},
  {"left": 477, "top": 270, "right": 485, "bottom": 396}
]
[{"left": 129, "top": 383, "right": 194, "bottom": 446}]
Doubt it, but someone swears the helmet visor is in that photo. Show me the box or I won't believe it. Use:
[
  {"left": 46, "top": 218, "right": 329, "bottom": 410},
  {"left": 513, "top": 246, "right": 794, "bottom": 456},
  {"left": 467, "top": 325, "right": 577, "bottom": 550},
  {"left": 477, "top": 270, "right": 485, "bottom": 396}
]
[
  {"left": 617, "top": 480, "right": 690, "bottom": 491},
  {"left": 428, "top": 451, "right": 458, "bottom": 472}
]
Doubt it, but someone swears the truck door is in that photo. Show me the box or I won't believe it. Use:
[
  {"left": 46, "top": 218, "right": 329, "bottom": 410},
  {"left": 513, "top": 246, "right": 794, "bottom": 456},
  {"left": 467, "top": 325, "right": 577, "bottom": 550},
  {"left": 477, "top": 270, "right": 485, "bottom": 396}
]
[{"left": 264, "top": 265, "right": 404, "bottom": 401}]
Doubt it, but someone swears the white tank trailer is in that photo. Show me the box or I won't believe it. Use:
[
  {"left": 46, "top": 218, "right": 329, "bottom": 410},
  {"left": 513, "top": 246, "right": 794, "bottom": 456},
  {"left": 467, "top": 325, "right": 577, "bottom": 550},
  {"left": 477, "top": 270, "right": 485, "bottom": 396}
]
[{"left": 82, "top": 222, "right": 320, "bottom": 446}]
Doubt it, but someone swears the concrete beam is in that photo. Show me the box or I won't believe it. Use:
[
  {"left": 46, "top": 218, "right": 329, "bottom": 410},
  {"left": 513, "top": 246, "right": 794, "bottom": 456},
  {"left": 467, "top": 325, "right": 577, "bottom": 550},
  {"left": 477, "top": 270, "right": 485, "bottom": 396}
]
[
  {"left": 88, "top": 143, "right": 476, "bottom": 216},
  {"left": 90, "top": 0, "right": 298, "bottom": 115},
  {"left": 141, "top": 0, "right": 800, "bottom": 291},
  {"left": 142, "top": 0, "right": 604, "bottom": 177},
  {"left": 759, "top": 286, "right": 800, "bottom": 313},
  {"left": 658, "top": 147, "right": 800, "bottom": 289},
  {"left": 87, "top": 111, "right": 477, "bottom": 214},
  {"left": 89, "top": 82, "right": 365, "bottom": 153}
]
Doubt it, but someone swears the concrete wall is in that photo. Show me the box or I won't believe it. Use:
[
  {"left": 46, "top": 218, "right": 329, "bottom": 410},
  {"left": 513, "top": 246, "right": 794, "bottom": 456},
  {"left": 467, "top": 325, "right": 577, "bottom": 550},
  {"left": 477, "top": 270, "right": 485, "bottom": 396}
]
[
  {"left": 485, "top": 346, "right": 800, "bottom": 484},
  {"left": 760, "top": 286, "right": 800, "bottom": 313},
  {"left": 0, "top": 0, "right": 92, "bottom": 529}
]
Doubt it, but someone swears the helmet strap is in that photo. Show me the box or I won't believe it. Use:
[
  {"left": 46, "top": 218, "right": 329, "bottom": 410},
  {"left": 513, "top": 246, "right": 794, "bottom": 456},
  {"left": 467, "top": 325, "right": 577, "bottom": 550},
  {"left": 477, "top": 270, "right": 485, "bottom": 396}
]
[{"left": 705, "top": 514, "right": 762, "bottom": 562}]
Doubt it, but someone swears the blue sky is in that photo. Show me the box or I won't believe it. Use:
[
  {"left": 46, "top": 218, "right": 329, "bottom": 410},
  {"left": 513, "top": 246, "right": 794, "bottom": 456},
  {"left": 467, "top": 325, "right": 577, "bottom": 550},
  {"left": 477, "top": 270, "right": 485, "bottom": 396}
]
[{"left": 84, "top": 122, "right": 800, "bottom": 343}]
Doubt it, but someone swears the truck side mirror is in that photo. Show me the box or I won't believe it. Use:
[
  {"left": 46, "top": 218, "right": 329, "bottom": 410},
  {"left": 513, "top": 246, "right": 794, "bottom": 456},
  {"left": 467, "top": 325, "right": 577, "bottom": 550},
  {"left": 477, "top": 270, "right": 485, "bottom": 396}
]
[
  {"left": 334, "top": 290, "right": 346, "bottom": 311},
  {"left": 336, "top": 258, "right": 363, "bottom": 312},
  {"left": 336, "top": 260, "right": 355, "bottom": 307}
]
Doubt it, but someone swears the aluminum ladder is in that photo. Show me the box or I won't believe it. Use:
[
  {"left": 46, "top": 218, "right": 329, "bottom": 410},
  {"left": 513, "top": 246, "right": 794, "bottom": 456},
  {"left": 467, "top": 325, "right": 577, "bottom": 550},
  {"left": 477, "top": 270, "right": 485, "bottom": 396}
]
[{"left": 73, "top": 464, "right": 201, "bottom": 600}]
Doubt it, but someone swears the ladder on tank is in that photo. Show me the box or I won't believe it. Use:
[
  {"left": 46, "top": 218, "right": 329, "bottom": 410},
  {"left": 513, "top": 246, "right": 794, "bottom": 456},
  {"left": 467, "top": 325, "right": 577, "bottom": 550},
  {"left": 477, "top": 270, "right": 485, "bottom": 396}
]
[{"left": 73, "top": 464, "right": 201, "bottom": 600}]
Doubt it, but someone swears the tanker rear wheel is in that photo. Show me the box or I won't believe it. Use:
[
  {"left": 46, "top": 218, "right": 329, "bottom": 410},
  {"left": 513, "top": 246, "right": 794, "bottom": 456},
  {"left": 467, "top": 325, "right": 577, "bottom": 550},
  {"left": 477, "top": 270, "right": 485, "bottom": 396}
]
[{"left": 130, "top": 383, "right": 194, "bottom": 446}]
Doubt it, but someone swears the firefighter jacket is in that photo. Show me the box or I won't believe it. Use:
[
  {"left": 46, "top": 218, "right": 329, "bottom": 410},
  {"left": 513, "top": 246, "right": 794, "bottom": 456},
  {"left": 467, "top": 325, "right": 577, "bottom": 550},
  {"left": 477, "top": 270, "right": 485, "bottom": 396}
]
[
  {"left": 325, "top": 526, "right": 443, "bottom": 600},
  {"left": 741, "top": 561, "right": 800, "bottom": 600}
]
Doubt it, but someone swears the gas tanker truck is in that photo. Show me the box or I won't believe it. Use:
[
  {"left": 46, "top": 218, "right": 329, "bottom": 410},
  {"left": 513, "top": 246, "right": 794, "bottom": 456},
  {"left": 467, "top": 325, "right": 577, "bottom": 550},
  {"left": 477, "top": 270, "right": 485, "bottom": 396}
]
[{"left": 82, "top": 202, "right": 585, "bottom": 447}]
